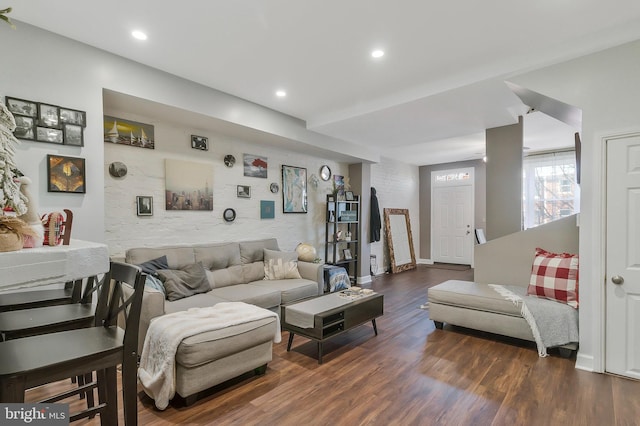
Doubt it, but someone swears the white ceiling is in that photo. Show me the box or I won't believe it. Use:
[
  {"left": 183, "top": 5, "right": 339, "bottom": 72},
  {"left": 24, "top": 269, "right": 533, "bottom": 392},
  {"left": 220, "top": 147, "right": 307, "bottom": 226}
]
[{"left": 10, "top": 1, "right": 640, "bottom": 165}]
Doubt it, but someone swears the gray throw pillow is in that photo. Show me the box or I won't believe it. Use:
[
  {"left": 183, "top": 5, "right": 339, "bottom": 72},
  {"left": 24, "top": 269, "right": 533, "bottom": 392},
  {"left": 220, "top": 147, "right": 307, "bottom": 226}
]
[
  {"left": 136, "top": 255, "right": 169, "bottom": 277},
  {"left": 157, "top": 262, "right": 211, "bottom": 301}
]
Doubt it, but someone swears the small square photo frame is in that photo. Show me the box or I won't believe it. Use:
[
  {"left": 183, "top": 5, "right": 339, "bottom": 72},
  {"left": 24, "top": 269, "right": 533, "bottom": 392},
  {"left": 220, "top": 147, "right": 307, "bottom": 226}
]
[
  {"left": 13, "top": 116, "right": 35, "bottom": 140},
  {"left": 47, "top": 154, "right": 86, "bottom": 193},
  {"left": 63, "top": 123, "right": 84, "bottom": 146},
  {"left": 60, "top": 108, "right": 86, "bottom": 127},
  {"left": 38, "top": 103, "right": 60, "bottom": 127},
  {"left": 136, "top": 196, "right": 153, "bottom": 216},
  {"left": 37, "top": 126, "right": 63, "bottom": 144},
  {"left": 237, "top": 185, "right": 251, "bottom": 198},
  {"left": 191, "top": 135, "right": 208, "bottom": 151},
  {"left": 343, "top": 249, "right": 353, "bottom": 260},
  {"left": 5, "top": 97, "right": 37, "bottom": 117},
  {"left": 345, "top": 191, "right": 355, "bottom": 201}
]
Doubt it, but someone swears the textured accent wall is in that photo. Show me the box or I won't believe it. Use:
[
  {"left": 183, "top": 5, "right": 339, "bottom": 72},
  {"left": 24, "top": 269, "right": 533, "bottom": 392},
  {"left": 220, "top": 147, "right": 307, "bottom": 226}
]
[{"left": 371, "top": 157, "right": 420, "bottom": 274}]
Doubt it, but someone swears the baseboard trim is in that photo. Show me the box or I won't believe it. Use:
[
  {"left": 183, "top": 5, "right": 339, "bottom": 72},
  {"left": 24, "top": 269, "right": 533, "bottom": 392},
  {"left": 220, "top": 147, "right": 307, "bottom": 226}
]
[
  {"left": 417, "top": 258, "right": 434, "bottom": 265},
  {"left": 575, "top": 352, "right": 595, "bottom": 372},
  {"left": 357, "top": 275, "right": 372, "bottom": 285}
]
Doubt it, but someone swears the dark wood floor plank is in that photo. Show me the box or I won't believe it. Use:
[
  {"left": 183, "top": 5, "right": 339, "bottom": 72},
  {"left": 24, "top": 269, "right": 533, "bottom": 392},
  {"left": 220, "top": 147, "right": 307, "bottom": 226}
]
[{"left": 23, "top": 265, "right": 640, "bottom": 425}]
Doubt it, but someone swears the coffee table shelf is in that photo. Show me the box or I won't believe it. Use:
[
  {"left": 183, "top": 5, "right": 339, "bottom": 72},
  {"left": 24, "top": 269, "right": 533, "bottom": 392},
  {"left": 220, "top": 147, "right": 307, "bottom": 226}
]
[{"left": 282, "top": 292, "right": 383, "bottom": 363}]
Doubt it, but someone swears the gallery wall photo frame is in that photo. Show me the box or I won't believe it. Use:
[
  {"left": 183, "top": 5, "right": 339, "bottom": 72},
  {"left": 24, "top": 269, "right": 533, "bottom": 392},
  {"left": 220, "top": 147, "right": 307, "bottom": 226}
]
[
  {"left": 243, "top": 153, "right": 268, "bottom": 178},
  {"left": 5, "top": 96, "right": 37, "bottom": 117},
  {"left": 282, "top": 164, "right": 308, "bottom": 213},
  {"left": 37, "top": 127, "right": 63, "bottom": 144},
  {"left": 63, "top": 123, "right": 84, "bottom": 146},
  {"left": 104, "top": 115, "right": 155, "bottom": 149},
  {"left": 60, "top": 108, "right": 86, "bottom": 126},
  {"left": 47, "top": 154, "right": 86, "bottom": 194},
  {"left": 237, "top": 185, "right": 251, "bottom": 198},
  {"left": 260, "top": 200, "right": 275, "bottom": 219},
  {"left": 191, "top": 135, "right": 209, "bottom": 151},
  {"left": 38, "top": 103, "right": 60, "bottom": 127},
  {"left": 136, "top": 196, "right": 153, "bottom": 216}
]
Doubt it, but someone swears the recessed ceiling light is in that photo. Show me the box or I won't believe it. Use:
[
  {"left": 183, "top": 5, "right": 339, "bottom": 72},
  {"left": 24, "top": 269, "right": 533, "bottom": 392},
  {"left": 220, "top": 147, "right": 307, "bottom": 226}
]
[
  {"left": 132, "top": 30, "right": 148, "bottom": 41},
  {"left": 371, "top": 49, "right": 385, "bottom": 58},
  {"left": 276, "top": 90, "right": 287, "bottom": 98}
]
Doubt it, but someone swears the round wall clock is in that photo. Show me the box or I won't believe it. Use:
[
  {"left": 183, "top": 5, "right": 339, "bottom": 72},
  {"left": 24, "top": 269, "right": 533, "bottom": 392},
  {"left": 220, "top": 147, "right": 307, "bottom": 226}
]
[
  {"left": 108, "top": 162, "right": 127, "bottom": 178},
  {"left": 270, "top": 182, "right": 279, "bottom": 193},
  {"left": 223, "top": 208, "right": 236, "bottom": 222},
  {"left": 224, "top": 155, "right": 236, "bottom": 167},
  {"left": 320, "top": 165, "right": 331, "bottom": 181}
]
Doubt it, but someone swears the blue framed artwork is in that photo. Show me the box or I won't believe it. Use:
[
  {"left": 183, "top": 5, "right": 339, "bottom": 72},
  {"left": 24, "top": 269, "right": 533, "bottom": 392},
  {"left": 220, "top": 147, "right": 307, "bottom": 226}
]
[{"left": 260, "top": 200, "right": 275, "bottom": 219}]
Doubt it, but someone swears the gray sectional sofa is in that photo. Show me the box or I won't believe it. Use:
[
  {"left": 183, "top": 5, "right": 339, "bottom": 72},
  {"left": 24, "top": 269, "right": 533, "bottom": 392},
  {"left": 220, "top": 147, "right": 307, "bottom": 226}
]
[{"left": 124, "top": 238, "right": 323, "bottom": 405}]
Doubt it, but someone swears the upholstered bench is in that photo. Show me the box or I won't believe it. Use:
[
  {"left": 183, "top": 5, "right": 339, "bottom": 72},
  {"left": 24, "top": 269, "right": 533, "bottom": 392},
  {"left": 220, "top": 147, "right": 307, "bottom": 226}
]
[
  {"left": 428, "top": 280, "right": 578, "bottom": 357},
  {"left": 174, "top": 315, "right": 278, "bottom": 406},
  {"left": 137, "top": 302, "right": 281, "bottom": 409}
]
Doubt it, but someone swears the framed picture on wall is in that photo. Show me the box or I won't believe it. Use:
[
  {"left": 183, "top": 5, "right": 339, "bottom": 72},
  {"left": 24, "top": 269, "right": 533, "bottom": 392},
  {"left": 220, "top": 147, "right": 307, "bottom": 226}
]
[
  {"left": 5, "top": 97, "right": 37, "bottom": 117},
  {"left": 136, "top": 196, "right": 153, "bottom": 216},
  {"left": 59, "top": 108, "right": 86, "bottom": 126},
  {"left": 37, "top": 127, "right": 63, "bottom": 144},
  {"left": 63, "top": 123, "right": 84, "bottom": 146},
  {"left": 47, "top": 154, "right": 86, "bottom": 193},
  {"left": 191, "top": 135, "right": 209, "bottom": 150},
  {"left": 13, "top": 116, "right": 35, "bottom": 140},
  {"left": 38, "top": 103, "right": 60, "bottom": 127},
  {"left": 237, "top": 185, "right": 251, "bottom": 198},
  {"left": 282, "top": 165, "right": 307, "bottom": 213}
]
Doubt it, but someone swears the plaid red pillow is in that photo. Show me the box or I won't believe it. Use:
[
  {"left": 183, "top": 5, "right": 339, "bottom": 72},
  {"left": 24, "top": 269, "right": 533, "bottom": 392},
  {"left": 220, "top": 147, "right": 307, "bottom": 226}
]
[{"left": 527, "top": 247, "right": 579, "bottom": 308}]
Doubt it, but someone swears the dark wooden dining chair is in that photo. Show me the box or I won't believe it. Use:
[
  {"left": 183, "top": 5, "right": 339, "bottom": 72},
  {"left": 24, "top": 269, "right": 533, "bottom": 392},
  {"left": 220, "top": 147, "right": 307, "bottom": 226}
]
[
  {"left": 0, "top": 209, "right": 77, "bottom": 313},
  {"left": 0, "top": 261, "right": 146, "bottom": 425}
]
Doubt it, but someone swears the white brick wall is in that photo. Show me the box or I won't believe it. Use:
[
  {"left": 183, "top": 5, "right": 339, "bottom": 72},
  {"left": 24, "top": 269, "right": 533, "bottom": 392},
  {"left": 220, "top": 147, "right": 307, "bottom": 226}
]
[
  {"left": 371, "top": 157, "right": 420, "bottom": 274},
  {"left": 105, "top": 113, "right": 347, "bottom": 258}
]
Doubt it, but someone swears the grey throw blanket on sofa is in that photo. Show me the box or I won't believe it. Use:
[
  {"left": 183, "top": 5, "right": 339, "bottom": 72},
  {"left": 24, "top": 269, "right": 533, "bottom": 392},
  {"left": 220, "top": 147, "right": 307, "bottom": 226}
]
[{"left": 489, "top": 285, "right": 579, "bottom": 357}]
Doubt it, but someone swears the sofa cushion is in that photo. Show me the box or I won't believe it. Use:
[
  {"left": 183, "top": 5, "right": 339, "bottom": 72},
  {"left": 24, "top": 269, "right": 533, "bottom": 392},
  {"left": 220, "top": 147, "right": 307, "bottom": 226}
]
[
  {"left": 176, "top": 316, "right": 277, "bottom": 368},
  {"left": 251, "top": 278, "right": 319, "bottom": 304},
  {"left": 126, "top": 246, "right": 197, "bottom": 270},
  {"left": 263, "top": 248, "right": 301, "bottom": 280},
  {"left": 428, "top": 280, "right": 523, "bottom": 317},
  {"left": 209, "top": 284, "right": 281, "bottom": 309},
  {"left": 240, "top": 239, "right": 279, "bottom": 283},
  {"left": 527, "top": 247, "right": 579, "bottom": 308},
  {"left": 164, "top": 293, "right": 229, "bottom": 314},
  {"left": 157, "top": 262, "right": 211, "bottom": 301}
]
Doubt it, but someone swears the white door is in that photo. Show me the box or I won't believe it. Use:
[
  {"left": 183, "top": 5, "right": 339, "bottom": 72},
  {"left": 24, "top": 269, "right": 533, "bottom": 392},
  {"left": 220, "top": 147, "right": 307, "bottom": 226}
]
[
  {"left": 432, "top": 184, "right": 473, "bottom": 264},
  {"left": 606, "top": 134, "right": 640, "bottom": 378}
]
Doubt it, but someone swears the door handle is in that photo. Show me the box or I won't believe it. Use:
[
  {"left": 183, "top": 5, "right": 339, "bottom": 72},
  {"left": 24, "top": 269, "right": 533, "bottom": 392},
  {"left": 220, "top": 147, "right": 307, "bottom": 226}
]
[
  {"left": 611, "top": 275, "right": 624, "bottom": 285},
  {"left": 466, "top": 230, "right": 470, "bottom": 235}
]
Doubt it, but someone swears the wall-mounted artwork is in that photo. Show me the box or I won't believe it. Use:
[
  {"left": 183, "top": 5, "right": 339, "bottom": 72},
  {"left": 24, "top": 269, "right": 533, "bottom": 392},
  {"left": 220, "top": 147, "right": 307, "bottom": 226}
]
[
  {"left": 237, "top": 185, "right": 251, "bottom": 198},
  {"left": 47, "top": 154, "right": 86, "bottom": 193},
  {"left": 136, "top": 196, "right": 153, "bottom": 216},
  {"left": 104, "top": 115, "right": 155, "bottom": 149},
  {"left": 243, "top": 154, "right": 268, "bottom": 178},
  {"left": 191, "top": 135, "right": 208, "bottom": 151},
  {"left": 260, "top": 200, "right": 275, "bottom": 219},
  {"left": 282, "top": 165, "right": 307, "bottom": 213},
  {"left": 165, "top": 159, "right": 213, "bottom": 210},
  {"left": 6, "top": 96, "right": 86, "bottom": 145}
]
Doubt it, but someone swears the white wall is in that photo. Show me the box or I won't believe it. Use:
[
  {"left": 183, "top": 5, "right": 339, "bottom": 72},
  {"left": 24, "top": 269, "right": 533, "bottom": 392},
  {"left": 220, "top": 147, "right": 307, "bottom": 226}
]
[
  {"left": 510, "top": 39, "right": 640, "bottom": 372},
  {"left": 371, "top": 157, "right": 420, "bottom": 274},
  {"left": 0, "top": 22, "right": 367, "bottom": 253}
]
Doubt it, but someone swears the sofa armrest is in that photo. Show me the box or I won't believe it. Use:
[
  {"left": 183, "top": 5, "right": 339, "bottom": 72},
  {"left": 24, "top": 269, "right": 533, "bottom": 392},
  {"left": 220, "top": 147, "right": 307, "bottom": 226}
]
[
  {"left": 297, "top": 261, "right": 324, "bottom": 295},
  {"left": 122, "top": 283, "right": 166, "bottom": 354}
]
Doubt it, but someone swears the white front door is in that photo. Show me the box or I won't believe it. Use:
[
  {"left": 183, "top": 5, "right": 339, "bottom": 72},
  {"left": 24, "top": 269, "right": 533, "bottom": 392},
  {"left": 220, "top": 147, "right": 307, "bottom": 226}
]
[
  {"left": 606, "top": 133, "right": 640, "bottom": 378},
  {"left": 432, "top": 178, "right": 474, "bottom": 265}
]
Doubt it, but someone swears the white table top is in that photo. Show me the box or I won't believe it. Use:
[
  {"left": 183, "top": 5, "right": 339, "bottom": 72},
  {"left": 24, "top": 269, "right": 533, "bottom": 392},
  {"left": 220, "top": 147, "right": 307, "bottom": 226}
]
[{"left": 0, "top": 239, "right": 109, "bottom": 291}]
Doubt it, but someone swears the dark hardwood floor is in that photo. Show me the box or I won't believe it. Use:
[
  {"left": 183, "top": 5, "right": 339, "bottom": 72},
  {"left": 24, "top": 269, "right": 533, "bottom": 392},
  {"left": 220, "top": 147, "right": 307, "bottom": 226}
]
[{"left": 26, "top": 265, "right": 639, "bottom": 425}]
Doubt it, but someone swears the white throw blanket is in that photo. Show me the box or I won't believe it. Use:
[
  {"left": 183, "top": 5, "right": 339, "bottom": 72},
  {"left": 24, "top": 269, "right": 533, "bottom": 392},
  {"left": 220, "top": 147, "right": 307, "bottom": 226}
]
[
  {"left": 489, "top": 284, "right": 579, "bottom": 357},
  {"left": 138, "top": 302, "right": 281, "bottom": 410}
]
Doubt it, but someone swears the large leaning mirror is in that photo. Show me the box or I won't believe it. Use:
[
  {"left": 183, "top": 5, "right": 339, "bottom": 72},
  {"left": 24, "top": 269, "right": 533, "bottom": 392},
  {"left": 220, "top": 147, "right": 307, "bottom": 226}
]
[{"left": 383, "top": 208, "right": 416, "bottom": 273}]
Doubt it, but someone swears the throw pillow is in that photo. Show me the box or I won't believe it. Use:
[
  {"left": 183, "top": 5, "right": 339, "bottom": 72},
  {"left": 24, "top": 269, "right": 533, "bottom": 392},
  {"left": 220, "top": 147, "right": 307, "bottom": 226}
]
[
  {"left": 527, "top": 247, "right": 579, "bottom": 308},
  {"left": 157, "top": 262, "right": 211, "bottom": 301},
  {"left": 136, "top": 255, "right": 169, "bottom": 277},
  {"left": 327, "top": 266, "right": 351, "bottom": 292},
  {"left": 144, "top": 275, "right": 166, "bottom": 296},
  {"left": 263, "top": 248, "right": 302, "bottom": 280}
]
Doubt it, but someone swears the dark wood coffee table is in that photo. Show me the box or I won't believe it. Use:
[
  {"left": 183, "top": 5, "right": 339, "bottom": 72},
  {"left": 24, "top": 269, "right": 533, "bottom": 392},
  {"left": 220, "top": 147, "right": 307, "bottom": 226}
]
[{"left": 281, "top": 291, "right": 383, "bottom": 364}]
